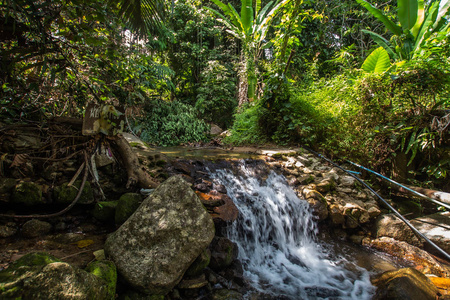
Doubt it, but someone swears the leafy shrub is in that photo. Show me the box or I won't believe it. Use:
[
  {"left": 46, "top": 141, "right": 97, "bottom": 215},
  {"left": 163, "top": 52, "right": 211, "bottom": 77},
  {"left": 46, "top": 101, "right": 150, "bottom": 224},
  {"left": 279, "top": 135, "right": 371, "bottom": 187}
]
[
  {"left": 223, "top": 102, "right": 267, "bottom": 145},
  {"left": 196, "top": 60, "right": 237, "bottom": 129},
  {"left": 130, "top": 100, "right": 209, "bottom": 146}
]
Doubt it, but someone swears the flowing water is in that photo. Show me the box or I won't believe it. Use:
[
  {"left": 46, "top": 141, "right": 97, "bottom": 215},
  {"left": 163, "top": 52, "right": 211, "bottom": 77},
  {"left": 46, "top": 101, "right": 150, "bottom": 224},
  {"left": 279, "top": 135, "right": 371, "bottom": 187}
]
[{"left": 210, "top": 162, "right": 376, "bottom": 300}]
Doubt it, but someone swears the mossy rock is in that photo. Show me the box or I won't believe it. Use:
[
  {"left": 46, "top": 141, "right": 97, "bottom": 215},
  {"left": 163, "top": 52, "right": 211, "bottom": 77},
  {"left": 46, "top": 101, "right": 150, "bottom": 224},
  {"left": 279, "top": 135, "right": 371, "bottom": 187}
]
[
  {"left": 91, "top": 201, "right": 119, "bottom": 222},
  {"left": 12, "top": 181, "right": 43, "bottom": 206},
  {"left": 185, "top": 249, "right": 211, "bottom": 277},
  {"left": 53, "top": 180, "right": 94, "bottom": 205},
  {"left": 86, "top": 260, "right": 117, "bottom": 299},
  {"left": 0, "top": 252, "right": 61, "bottom": 298},
  {"left": 0, "top": 177, "right": 17, "bottom": 194},
  {"left": 115, "top": 193, "right": 142, "bottom": 226},
  {"left": 0, "top": 252, "right": 112, "bottom": 299}
]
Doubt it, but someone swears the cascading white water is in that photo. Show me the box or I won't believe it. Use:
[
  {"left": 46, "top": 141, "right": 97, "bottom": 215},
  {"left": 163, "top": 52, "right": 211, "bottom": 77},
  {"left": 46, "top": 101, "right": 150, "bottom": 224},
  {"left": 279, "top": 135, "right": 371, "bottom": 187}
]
[{"left": 210, "top": 162, "right": 375, "bottom": 300}]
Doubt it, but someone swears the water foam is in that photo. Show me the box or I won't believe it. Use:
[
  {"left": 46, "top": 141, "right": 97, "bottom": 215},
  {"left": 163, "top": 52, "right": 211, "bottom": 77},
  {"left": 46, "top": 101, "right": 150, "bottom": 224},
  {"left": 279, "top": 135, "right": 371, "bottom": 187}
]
[{"left": 211, "top": 162, "right": 375, "bottom": 299}]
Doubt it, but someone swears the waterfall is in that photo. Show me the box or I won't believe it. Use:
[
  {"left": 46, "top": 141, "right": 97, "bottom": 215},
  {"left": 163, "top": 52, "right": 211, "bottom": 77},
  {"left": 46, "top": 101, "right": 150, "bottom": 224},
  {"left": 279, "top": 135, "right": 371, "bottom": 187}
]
[{"left": 210, "top": 162, "right": 375, "bottom": 300}]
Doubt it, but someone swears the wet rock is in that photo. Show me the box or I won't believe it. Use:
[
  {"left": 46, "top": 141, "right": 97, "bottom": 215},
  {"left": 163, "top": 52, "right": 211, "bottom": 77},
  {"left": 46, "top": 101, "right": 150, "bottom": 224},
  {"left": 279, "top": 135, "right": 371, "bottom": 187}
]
[
  {"left": 0, "top": 222, "right": 18, "bottom": 237},
  {"left": 195, "top": 191, "right": 226, "bottom": 208},
  {"left": 185, "top": 249, "right": 211, "bottom": 277},
  {"left": 376, "top": 214, "right": 422, "bottom": 247},
  {"left": 366, "top": 237, "right": 450, "bottom": 277},
  {"left": 91, "top": 201, "right": 119, "bottom": 222},
  {"left": 104, "top": 175, "right": 215, "bottom": 295},
  {"left": 177, "top": 274, "right": 208, "bottom": 289},
  {"left": 316, "top": 178, "right": 335, "bottom": 193},
  {"left": 211, "top": 194, "right": 239, "bottom": 230},
  {"left": 372, "top": 268, "right": 440, "bottom": 300},
  {"left": 329, "top": 204, "right": 345, "bottom": 226},
  {"left": 194, "top": 179, "right": 212, "bottom": 192},
  {"left": 12, "top": 181, "right": 43, "bottom": 206},
  {"left": 302, "top": 187, "right": 328, "bottom": 221},
  {"left": 85, "top": 260, "right": 117, "bottom": 299},
  {"left": 21, "top": 219, "right": 52, "bottom": 238},
  {"left": 212, "top": 183, "right": 227, "bottom": 194},
  {"left": 0, "top": 252, "right": 111, "bottom": 299},
  {"left": 209, "top": 237, "right": 238, "bottom": 271},
  {"left": 115, "top": 193, "right": 142, "bottom": 225},
  {"left": 211, "top": 288, "right": 243, "bottom": 300},
  {"left": 53, "top": 180, "right": 94, "bottom": 205},
  {"left": 298, "top": 175, "right": 314, "bottom": 185}
]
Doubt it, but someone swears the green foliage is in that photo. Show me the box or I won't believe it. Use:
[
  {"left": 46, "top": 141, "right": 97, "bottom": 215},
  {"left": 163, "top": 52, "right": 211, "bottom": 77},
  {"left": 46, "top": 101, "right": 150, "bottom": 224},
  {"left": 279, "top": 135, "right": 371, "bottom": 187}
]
[
  {"left": 357, "top": 0, "right": 450, "bottom": 63},
  {"left": 362, "top": 47, "right": 391, "bottom": 73},
  {"left": 196, "top": 60, "right": 237, "bottom": 129},
  {"left": 223, "top": 102, "right": 267, "bottom": 145},
  {"left": 0, "top": 0, "right": 172, "bottom": 121},
  {"left": 131, "top": 99, "right": 209, "bottom": 146}
]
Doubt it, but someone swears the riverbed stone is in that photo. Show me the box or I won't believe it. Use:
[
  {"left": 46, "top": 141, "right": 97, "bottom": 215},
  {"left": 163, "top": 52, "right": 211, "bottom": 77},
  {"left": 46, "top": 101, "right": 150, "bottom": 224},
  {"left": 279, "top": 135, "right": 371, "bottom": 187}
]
[
  {"left": 375, "top": 214, "right": 422, "bottom": 246},
  {"left": 185, "top": 248, "right": 211, "bottom": 277},
  {"left": 209, "top": 237, "right": 238, "bottom": 271},
  {"left": 85, "top": 260, "right": 117, "bottom": 299},
  {"left": 91, "top": 201, "right": 119, "bottom": 222},
  {"left": 0, "top": 222, "right": 17, "bottom": 238},
  {"left": 115, "top": 193, "right": 142, "bottom": 225},
  {"left": 53, "top": 180, "right": 94, "bottom": 205},
  {"left": 372, "top": 268, "right": 440, "bottom": 300},
  {"left": 21, "top": 219, "right": 52, "bottom": 238},
  {"left": 366, "top": 237, "right": 450, "bottom": 277},
  {"left": 104, "top": 175, "right": 215, "bottom": 295},
  {"left": 0, "top": 252, "right": 111, "bottom": 299},
  {"left": 12, "top": 181, "right": 43, "bottom": 206}
]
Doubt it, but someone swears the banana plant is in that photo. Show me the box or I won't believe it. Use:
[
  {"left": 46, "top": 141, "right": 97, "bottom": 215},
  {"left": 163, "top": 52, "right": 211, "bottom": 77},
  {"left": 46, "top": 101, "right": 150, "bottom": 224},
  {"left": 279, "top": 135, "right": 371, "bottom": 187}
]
[
  {"left": 357, "top": 0, "right": 450, "bottom": 69},
  {"left": 207, "top": 0, "right": 291, "bottom": 103}
]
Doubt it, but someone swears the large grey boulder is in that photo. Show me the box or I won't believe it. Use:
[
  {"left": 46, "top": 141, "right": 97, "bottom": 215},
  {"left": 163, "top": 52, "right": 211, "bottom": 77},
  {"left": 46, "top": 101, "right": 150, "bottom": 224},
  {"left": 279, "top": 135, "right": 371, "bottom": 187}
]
[{"left": 104, "top": 175, "right": 215, "bottom": 295}]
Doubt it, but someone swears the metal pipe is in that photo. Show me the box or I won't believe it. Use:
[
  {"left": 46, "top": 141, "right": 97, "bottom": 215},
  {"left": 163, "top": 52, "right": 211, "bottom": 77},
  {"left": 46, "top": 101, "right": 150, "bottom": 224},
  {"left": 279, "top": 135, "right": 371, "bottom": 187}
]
[
  {"left": 346, "top": 160, "right": 450, "bottom": 210},
  {"left": 300, "top": 146, "right": 450, "bottom": 261}
]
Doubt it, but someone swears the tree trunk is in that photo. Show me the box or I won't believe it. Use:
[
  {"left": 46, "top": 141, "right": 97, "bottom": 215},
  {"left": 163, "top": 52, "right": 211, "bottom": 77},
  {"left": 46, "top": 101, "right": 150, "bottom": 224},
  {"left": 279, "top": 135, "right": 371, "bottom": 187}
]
[{"left": 111, "top": 134, "right": 159, "bottom": 189}]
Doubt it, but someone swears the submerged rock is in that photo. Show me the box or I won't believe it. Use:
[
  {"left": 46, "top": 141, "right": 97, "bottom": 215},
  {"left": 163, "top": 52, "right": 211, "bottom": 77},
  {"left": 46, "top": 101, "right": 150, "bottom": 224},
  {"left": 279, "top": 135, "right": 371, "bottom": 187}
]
[
  {"left": 372, "top": 268, "right": 440, "bottom": 300},
  {"left": 0, "top": 252, "right": 112, "bottom": 299},
  {"left": 104, "top": 175, "right": 215, "bottom": 295}
]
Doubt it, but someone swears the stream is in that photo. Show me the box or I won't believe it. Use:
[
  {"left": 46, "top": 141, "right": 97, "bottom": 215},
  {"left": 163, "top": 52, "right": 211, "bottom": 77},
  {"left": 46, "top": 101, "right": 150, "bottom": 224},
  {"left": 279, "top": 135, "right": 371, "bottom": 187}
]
[{"left": 208, "top": 160, "right": 388, "bottom": 300}]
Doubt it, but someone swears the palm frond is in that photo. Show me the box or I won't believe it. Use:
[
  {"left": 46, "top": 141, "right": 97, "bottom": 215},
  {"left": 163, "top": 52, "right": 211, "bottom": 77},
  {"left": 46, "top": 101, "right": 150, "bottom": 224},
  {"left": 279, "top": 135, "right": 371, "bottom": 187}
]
[{"left": 111, "top": 0, "right": 165, "bottom": 37}]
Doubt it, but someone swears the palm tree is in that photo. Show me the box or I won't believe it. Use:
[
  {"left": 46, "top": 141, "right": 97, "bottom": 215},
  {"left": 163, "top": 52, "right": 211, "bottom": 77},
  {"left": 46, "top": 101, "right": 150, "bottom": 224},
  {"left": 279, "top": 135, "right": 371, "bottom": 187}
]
[
  {"left": 111, "top": 0, "right": 166, "bottom": 37},
  {"left": 207, "top": 0, "right": 291, "bottom": 105}
]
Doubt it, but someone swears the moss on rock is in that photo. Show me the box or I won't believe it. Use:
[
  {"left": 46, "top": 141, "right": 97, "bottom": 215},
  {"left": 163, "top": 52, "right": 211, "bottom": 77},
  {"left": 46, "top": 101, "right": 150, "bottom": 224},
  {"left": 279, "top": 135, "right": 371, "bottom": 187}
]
[
  {"left": 115, "top": 193, "right": 142, "bottom": 225},
  {"left": 185, "top": 249, "right": 211, "bottom": 277},
  {"left": 12, "top": 181, "right": 43, "bottom": 206},
  {"left": 91, "top": 201, "right": 119, "bottom": 222},
  {"left": 86, "top": 260, "right": 117, "bottom": 299},
  {"left": 53, "top": 180, "right": 94, "bottom": 204},
  {"left": 0, "top": 252, "right": 112, "bottom": 299}
]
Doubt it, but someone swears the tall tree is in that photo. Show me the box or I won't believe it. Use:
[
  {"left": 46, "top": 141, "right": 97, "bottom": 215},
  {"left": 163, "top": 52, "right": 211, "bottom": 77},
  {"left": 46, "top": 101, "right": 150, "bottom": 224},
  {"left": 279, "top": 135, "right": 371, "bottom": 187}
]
[{"left": 207, "top": 0, "right": 290, "bottom": 105}]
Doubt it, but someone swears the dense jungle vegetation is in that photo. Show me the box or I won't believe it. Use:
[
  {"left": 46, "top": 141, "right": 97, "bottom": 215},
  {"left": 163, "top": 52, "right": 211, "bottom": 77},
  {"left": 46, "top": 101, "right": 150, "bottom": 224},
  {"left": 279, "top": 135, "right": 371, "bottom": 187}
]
[{"left": 1, "top": 0, "right": 450, "bottom": 189}]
